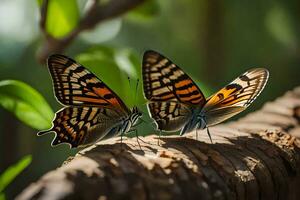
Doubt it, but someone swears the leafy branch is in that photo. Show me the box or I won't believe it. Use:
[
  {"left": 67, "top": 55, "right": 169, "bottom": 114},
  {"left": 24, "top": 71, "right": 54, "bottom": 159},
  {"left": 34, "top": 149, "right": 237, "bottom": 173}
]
[{"left": 37, "top": 0, "right": 147, "bottom": 63}]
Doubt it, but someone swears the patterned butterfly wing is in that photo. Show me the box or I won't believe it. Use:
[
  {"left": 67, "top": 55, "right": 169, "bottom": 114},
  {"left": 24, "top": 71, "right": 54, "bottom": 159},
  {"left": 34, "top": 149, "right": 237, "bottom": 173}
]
[
  {"left": 143, "top": 50, "right": 206, "bottom": 131},
  {"left": 48, "top": 54, "right": 129, "bottom": 115},
  {"left": 143, "top": 50, "right": 206, "bottom": 106},
  {"left": 148, "top": 102, "right": 192, "bottom": 131},
  {"left": 38, "top": 107, "right": 122, "bottom": 148},
  {"left": 203, "top": 68, "right": 269, "bottom": 126}
]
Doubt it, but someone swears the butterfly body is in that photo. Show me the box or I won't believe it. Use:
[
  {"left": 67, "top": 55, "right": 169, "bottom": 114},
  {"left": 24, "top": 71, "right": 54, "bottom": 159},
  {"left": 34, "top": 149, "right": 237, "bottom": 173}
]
[
  {"left": 143, "top": 50, "right": 269, "bottom": 138},
  {"left": 180, "top": 109, "right": 207, "bottom": 135},
  {"left": 102, "top": 106, "right": 142, "bottom": 140},
  {"left": 38, "top": 55, "right": 142, "bottom": 148}
]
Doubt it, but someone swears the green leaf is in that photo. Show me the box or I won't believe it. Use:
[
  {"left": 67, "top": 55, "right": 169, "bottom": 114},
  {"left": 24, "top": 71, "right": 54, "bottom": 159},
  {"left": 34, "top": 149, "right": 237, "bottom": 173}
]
[
  {"left": 0, "top": 80, "right": 54, "bottom": 130},
  {"left": 127, "top": 0, "right": 159, "bottom": 22},
  {"left": 0, "top": 155, "right": 32, "bottom": 193},
  {"left": 114, "top": 49, "right": 139, "bottom": 78},
  {"left": 46, "top": 0, "right": 79, "bottom": 38}
]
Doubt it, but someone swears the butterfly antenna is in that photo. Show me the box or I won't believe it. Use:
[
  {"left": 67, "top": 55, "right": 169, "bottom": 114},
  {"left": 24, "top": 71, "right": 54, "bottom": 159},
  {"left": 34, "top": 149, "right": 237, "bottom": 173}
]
[
  {"left": 134, "top": 78, "right": 139, "bottom": 104},
  {"left": 127, "top": 76, "right": 131, "bottom": 86},
  {"left": 157, "top": 130, "right": 162, "bottom": 146},
  {"left": 127, "top": 76, "right": 132, "bottom": 96}
]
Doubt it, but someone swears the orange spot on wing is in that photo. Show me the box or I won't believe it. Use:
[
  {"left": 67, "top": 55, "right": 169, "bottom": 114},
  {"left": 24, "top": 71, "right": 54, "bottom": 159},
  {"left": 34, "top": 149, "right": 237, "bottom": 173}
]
[
  {"left": 207, "top": 88, "right": 237, "bottom": 106},
  {"left": 93, "top": 87, "right": 111, "bottom": 96},
  {"left": 175, "top": 79, "right": 192, "bottom": 88},
  {"left": 74, "top": 96, "right": 107, "bottom": 104},
  {"left": 222, "top": 88, "right": 236, "bottom": 98},
  {"left": 180, "top": 95, "right": 199, "bottom": 101},
  {"left": 161, "top": 93, "right": 175, "bottom": 100},
  {"left": 176, "top": 85, "right": 199, "bottom": 95},
  {"left": 85, "top": 92, "right": 98, "bottom": 97},
  {"left": 92, "top": 87, "right": 123, "bottom": 108}
]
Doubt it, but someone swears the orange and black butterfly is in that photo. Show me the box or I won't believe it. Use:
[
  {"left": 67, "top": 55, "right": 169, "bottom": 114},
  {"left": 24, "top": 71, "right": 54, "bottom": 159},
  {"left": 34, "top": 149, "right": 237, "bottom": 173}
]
[
  {"left": 142, "top": 50, "right": 269, "bottom": 141},
  {"left": 38, "top": 54, "right": 142, "bottom": 148}
]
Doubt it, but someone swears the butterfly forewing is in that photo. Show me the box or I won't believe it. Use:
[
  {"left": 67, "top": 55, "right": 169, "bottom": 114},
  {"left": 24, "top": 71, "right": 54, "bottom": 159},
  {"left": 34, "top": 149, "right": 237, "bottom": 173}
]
[
  {"left": 203, "top": 68, "right": 269, "bottom": 126},
  {"left": 143, "top": 50, "right": 206, "bottom": 106},
  {"left": 48, "top": 54, "right": 129, "bottom": 114}
]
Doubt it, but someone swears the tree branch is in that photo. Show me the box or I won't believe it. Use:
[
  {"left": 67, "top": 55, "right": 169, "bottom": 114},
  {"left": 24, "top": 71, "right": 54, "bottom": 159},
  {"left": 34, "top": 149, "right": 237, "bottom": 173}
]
[
  {"left": 37, "top": 0, "right": 147, "bottom": 64},
  {"left": 17, "top": 86, "right": 300, "bottom": 200}
]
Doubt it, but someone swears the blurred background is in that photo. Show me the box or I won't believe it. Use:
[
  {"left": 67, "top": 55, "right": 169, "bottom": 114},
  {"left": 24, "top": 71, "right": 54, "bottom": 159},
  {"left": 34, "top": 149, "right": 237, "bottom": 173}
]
[{"left": 0, "top": 0, "right": 299, "bottom": 198}]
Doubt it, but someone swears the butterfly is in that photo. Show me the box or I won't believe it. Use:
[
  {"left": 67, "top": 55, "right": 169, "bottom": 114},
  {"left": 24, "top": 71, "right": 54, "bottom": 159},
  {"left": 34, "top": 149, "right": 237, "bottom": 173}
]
[
  {"left": 38, "top": 54, "right": 142, "bottom": 148},
  {"left": 142, "top": 50, "right": 269, "bottom": 141}
]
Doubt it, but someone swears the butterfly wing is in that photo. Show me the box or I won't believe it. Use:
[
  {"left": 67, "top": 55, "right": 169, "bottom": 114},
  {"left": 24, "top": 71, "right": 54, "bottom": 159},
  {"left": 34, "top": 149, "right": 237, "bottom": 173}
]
[
  {"left": 203, "top": 68, "right": 269, "bottom": 126},
  {"left": 39, "top": 54, "right": 131, "bottom": 147},
  {"left": 143, "top": 50, "right": 206, "bottom": 106},
  {"left": 148, "top": 101, "right": 192, "bottom": 131},
  {"left": 143, "top": 50, "right": 206, "bottom": 131},
  {"left": 48, "top": 54, "right": 129, "bottom": 115},
  {"left": 38, "top": 107, "right": 122, "bottom": 148}
]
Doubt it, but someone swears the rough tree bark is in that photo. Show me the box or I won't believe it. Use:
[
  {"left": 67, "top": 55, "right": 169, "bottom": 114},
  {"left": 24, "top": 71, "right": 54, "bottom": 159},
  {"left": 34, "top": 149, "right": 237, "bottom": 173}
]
[{"left": 17, "top": 87, "right": 300, "bottom": 200}]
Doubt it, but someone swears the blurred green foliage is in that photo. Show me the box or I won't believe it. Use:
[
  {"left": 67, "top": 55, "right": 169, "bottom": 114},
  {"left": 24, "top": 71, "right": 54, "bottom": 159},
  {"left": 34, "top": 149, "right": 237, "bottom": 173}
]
[
  {"left": 46, "top": 0, "right": 79, "bottom": 38},
  {"left": 126, "top": 0, "right": 160, "bottom": 22},
  {"left": 265, "top": 3, "right": 297, "bottom": 48},
  {"left": 0, "top": 80, "right": 53, "bottom": 130},
  {"left": 0, "top": 155, "right": 32, "bottom": 200},
  {"left": 0, "top": 0, "right": 299, "bottom": 199}
]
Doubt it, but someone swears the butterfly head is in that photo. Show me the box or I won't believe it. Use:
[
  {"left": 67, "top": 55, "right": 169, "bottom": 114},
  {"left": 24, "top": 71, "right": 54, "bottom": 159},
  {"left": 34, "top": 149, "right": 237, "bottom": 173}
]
[
  {"left": 132, "top": 106, "right": 143, "bottom": 116},
  {"left": 130, "top": 106, "right": 143, "bottom": 125}
]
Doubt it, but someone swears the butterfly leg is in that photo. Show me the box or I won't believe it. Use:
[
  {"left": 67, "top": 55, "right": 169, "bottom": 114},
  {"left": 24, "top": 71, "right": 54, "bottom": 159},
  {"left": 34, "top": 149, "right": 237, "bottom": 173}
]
[
  {"left": 133, "top": 129, "right": 142, "bottom": 151},
  {"left": 129, "top": 124, "right": 149, "bottom": 145},
  {"left": 128, "top": 128, "right": 142, "bottom": 150},
  {"left": 206, "top": 128, "right": 213, "bottom": 143},
  {"left": 157, "top": 130, "right": 162, "bottom": 146},
  {"left": 136, "top": 133, "right": 149, "bottom": 145}
]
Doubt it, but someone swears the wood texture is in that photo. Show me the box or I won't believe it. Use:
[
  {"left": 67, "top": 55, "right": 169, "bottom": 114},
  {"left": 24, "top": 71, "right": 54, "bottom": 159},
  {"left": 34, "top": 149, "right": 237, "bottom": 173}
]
[{"left": 17, "top": 87, "right": 300, "bottom": 200}]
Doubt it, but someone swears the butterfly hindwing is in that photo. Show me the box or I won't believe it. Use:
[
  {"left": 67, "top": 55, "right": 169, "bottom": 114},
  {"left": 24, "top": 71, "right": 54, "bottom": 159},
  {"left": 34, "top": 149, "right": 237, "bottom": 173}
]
[
  {"left": 148, "top": 101, "right": 192, "bottom": 131},
  {"left": 143, "top": 50, "right": 206, "bottom": 106},
  {"left": 48, "top": 54, "right": 129, "bottom": 114},
  {"left": 38, "top": 107, "right": 122, "bottom": 148},
  {"left": 203, "top": 68, "right": 269, "bottom": 126}
]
